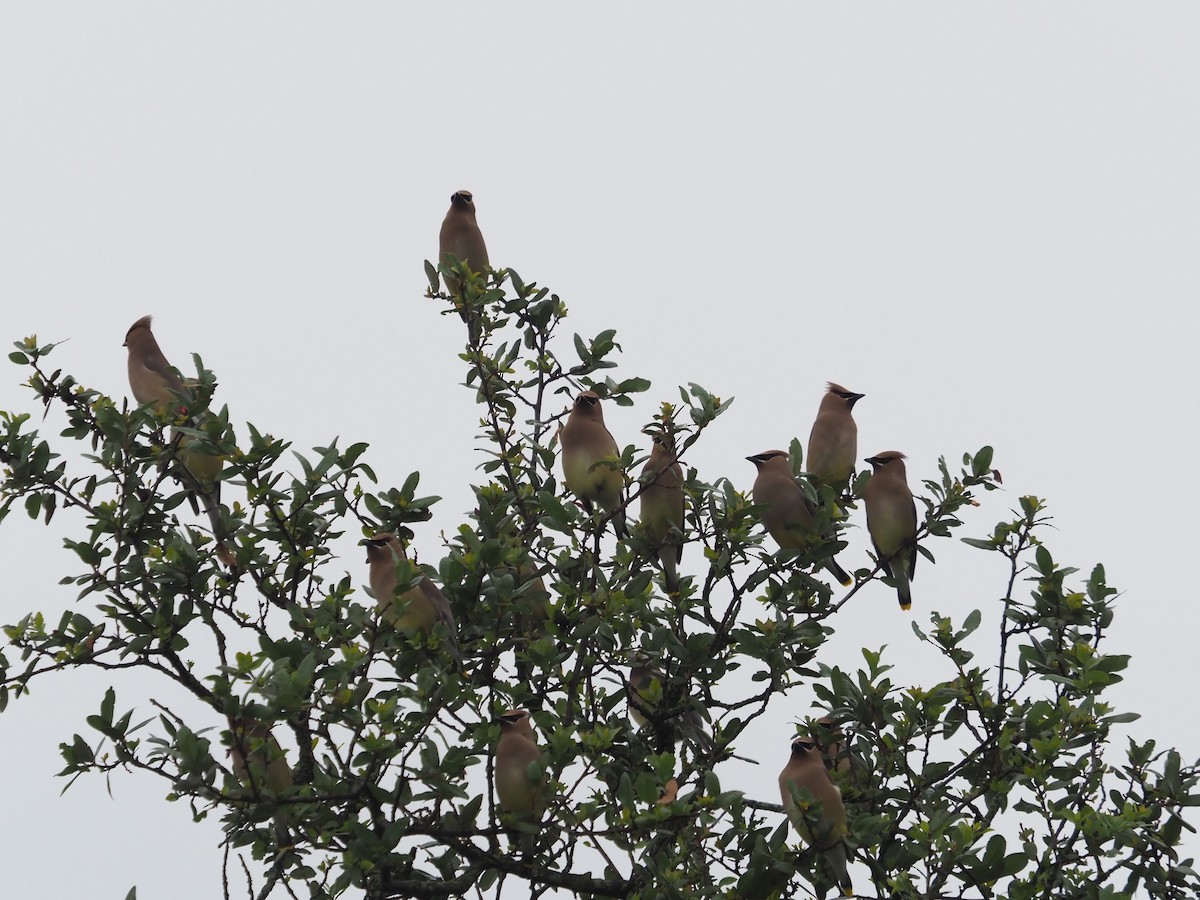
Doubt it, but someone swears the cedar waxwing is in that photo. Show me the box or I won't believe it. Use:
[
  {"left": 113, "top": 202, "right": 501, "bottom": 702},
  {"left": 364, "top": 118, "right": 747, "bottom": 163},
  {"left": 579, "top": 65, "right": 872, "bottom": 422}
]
[
  {"left": 228, "top": 717, "right": 294, "bottom": 847},
  {"left": 363, "top": 532, "right": 462, "bottom": 666},
  {"left": 513, "top": 562, "right": 552, "bottom": 634},
  {"left": 124, "top": 315, "right": 229, "bottom": 560},
  {"left": 806, "top": 383, "right": 865, "bottom": 491},
  {"left": 747, "top": 450, "right": 852, "bottom": 586},
  {"left": 863, "top": 451, "right": 918, "bottom": 611},
  {"left": 779, "top": 737, "right": 853, "bottom": 897},
  {"left": 638, "top": 433, "right": 684, "bottom": 594},
  {"left": 125, "top": 315, "right": 186, "bottom": 411},
  {"left": 627, "top": 661, "right": 713, "bottom": 753},
  {"left": 494, "top": 708, "right": 545, "bottom": 853},
  {"left": 559, "top": 391, "right": 628, "bottom": 537},
  {"left": 509, "top": 562, "right": 552, "bottom": 689},
  {"left": 439, "top": 189, "right": 489, "bottom": 300}
]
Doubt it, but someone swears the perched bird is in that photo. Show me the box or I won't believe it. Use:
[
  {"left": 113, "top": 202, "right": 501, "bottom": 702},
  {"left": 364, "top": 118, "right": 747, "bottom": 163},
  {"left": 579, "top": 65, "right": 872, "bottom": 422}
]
[
  {"left": 627, "top": 660, "right": 713, "bottom": 753},
  {"left": 124, "top": 315, "right": 228, "bottom": 559},
  {"left": 862, "top": 451, "right": 918, "bottom": 610},
  {"left": 125, "top": 315, "right": 186, "bottom": 412},
  {"left": 508, "top": 560, "right": 552, "bottom": 689},
  {"left": 779, "top": 736, "right": 853, "bottom": 897},
  {"left": 363, "top": 532, "right": 462, "bottom": 665},
  {"left": 228, "top": 716, "right": 294, "bottom": 847},
  {"left": 806, "top": 383, "right": 865, "bottom": 491},
  {"left": 559, "top": 391, "right": 627, "bottom": 537},
  {"left": 439, "top": 189, "right": 489, "bottom": 300},
  {"left": 494, "top": 708, "right": 545, "bottom": 853},
  {"left": 513, "top": 561, "right": 552, "bottom": 635},
  {"left": 638, "top": 433, "right": 684, "bottom": 594},
  {"left": 746, "top": 450, "right": 852, "bottom": 586}
]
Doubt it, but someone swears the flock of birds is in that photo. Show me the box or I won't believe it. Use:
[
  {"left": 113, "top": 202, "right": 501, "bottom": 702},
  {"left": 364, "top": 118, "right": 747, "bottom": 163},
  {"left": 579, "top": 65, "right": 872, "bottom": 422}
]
[{"left": 111, "top": 189, "right": 925, "bottom": 895}]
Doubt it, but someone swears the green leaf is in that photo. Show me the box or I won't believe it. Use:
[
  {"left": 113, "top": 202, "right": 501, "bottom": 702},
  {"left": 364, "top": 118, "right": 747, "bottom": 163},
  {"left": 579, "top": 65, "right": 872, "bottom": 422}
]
[
  {"left": 999, "top": 852, "right": 1028, "bottom": 877},
  {"left": 1035, "top": 544, "right": 1053, "bottom": 575},
  {"left": 788, "top": 437, "right": 803, "bottom": 473},
  {"left": 961, "top": 537, "right": 996, "bottom": 551},
  {"left": 972, "top": 445, "right": 994, "bottom": 475},
  {"left": 616, "top": 377, "right": 651, "bottom": 395}
]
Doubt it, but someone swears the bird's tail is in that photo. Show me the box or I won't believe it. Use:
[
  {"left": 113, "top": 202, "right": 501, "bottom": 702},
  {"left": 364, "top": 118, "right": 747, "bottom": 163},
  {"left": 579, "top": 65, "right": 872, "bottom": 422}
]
[
  {"left": 197, "top": 486, "right": 236, "bottom": 568},
  {"left": 683, "top": 712, "right": 715, "bottom": 754},
  {"left": 173, "top": 428, "right": 235, "bottom": 565},
  {"left": 825, "top": 556, "right": 853, "bottom": 587},
  {"left": 273, "top": 811, "right": 293, "bottom": 851},
  {"left": 445, "top": 632, "right": 464, "bottom": 672},
  {"left": 659, "top": 546, "right": 680, "bottom": 595},
  {"left": 826, "top": 841, "right": 853, "bottom": 896},
  {"left": 612, "top": 506, "right": 629, "bottom": 539},
  {"left": 894, "top": 563, "right": 912, "bottom": 611}
]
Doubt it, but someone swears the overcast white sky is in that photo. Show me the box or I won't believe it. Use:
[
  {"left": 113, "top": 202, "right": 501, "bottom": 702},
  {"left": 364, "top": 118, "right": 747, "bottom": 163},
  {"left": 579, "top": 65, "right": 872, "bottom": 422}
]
[{"left": 2, "top": 5, "right": 1198, "bottom": 898}]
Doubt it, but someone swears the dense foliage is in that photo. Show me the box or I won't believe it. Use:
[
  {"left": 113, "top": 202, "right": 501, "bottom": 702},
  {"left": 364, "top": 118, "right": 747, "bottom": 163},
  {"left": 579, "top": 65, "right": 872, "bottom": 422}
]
[{"left": 1, "top": 260, "right": 1196, "bottom": 899}]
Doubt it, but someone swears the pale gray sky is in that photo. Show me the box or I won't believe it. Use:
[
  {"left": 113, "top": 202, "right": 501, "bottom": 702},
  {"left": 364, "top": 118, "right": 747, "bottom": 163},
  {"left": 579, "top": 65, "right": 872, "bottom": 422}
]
[{"left": 2, "top": 5, "right": 1198, "bottom": 898}]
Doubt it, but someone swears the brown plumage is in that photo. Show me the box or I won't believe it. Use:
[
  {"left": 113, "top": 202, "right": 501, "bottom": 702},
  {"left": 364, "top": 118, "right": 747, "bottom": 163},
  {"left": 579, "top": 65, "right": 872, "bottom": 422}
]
[
  {"left": 559, "top": 391, "right": 627, "bottom": 537},
  {"left": 806, "top": 383, "right": 865, "bottom": 490},
  {"left": 638, "top": 433, "right": 684, "bottom": 594},
  {"left": 509, "top": 561, "right": 552, "bottom": 633},
  {"left": 863, "top": 451, "right": 918, "bottom": 610},
  {"left": 228, "top": 716, "right": 294, "bottom": 847},
  {"left": 628, "top": 661, "right": 713, "bottom": 752},
  {"left": 746, "top": 450, "right": 852, "bottom": 586},
  {"left": 124, "top": 315, "right": 229, "bottom": 561},
  {"left": 439, "top": 189, "right": 489, "bottom": 299},
  {"left": 363, "top": 532, "right": 462, "bottom": 666},
  {"left": 125, "top": 315, "right": 186, "bottom": 410},
  {"left": 779, "top": 737, "right": 853, "bottom": 896},
  {"left": 495, "top": 709, "right": 545, "bottom": 853}
]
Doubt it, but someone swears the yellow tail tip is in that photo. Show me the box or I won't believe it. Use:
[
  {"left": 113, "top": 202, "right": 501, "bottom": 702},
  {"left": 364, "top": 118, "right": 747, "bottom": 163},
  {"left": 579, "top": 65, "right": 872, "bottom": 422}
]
[{"left": 900, "top": 601, "right": 912, "bottom": 611}]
